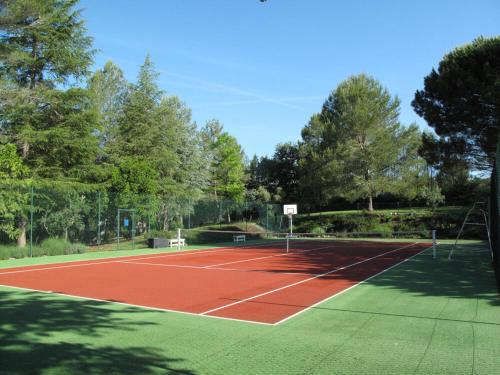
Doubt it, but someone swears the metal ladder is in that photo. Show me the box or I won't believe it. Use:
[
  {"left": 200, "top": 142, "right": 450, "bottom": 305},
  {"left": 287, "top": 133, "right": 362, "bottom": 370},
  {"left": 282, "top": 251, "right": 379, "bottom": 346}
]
[{"left": 448, "top": 202, "right": 492, "bottom": 259}]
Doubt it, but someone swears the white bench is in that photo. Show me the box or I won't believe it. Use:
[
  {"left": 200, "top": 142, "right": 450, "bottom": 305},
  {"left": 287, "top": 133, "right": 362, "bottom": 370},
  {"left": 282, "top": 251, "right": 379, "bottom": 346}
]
[
  {"left": 167, "top": 238, "right": 186, "bottom": 247},
  {"left": 233, "top": 234, "right": 246, "bottom": 243}
]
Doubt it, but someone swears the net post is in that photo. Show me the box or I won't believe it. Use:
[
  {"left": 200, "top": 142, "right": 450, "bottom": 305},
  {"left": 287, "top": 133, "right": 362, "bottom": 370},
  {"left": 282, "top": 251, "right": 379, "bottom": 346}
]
[
  {"left": 177, "top": 228, "right": 181, "bottom": 251},
  {"left": 432, "top": 230, "right": 437, "bottom": 259}
]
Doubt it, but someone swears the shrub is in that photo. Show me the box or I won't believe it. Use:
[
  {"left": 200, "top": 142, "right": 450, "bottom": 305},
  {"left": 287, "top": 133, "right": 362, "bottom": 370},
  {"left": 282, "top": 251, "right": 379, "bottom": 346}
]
[
  {"left": 147, "top": 230, "right": 176, "bottom": 239},
  {"left": 64, "top": 242, "right": 87, "bottom": 254},
  {"left": 40, "top": 238, "right": 69, "bottom": 256},
  {"left": 310, "top": 226, "right": 326, "bottom": 235},
  {"left": 0, "top": 239, "right": 86, "bottom": 260},
  {"left": 0, "top": 245, "right": 28, "bottom": 260}
]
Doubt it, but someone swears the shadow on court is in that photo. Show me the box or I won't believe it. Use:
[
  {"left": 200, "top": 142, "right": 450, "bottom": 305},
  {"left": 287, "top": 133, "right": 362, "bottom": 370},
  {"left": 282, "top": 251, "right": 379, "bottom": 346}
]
[
  {"left": 247, "top": 242, "right": 499, "bottom": 307},
  {"left": 365, "top": 243, "right": 500, "bottom": 306},
  {"left": 0, "top": 289, "right": 197, "bottom": 375}
]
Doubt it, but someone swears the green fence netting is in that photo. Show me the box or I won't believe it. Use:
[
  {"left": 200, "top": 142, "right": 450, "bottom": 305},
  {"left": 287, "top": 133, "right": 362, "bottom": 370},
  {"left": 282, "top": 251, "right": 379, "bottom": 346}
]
[
  {"left": 0, "top": 183, "right": 282, "bottom": 257},
  {"left": 491, "top": 143, "right": 500, "bottom": 290}
]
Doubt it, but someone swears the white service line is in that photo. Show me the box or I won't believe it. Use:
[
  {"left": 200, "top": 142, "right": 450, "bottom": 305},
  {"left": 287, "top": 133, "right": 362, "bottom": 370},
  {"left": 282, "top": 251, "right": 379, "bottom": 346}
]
[
  {"left": 200, "top": 242, "right": 420, "bottom": 316},
  {"left": 118, "top": 260, "right": 318, "bottom": 276},
  {"left": 0, "top": 283, "right": 273, "bottom": 326},
  {"left": 273, "top": 245, "right": 432, "bottom": 325},
  {"left": 202, "top": 243, "right": 341, "bottom": 268},
  {"left": 0, "top": 241, "right": 284, "bottom": 276}
]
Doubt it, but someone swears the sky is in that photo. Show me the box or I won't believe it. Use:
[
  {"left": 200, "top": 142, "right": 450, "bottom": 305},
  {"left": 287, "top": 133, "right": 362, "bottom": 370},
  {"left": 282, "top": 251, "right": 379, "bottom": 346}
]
[{"left": 80, "top": 0, "right": 500, "bottom": 158}]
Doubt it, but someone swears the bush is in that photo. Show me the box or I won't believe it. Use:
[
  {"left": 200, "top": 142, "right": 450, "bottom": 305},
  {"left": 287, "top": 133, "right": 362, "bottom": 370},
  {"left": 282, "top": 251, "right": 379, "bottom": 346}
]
[
  {"left": 0, "top": 245, "right": 28, "bottom": 260},
  {"left": 147, "top": 230, "right": 176, "bottom": 239},
  {"left": 0, "top": 238, "right": 86, "bottom": 260},
  {"left": 64, "top": 242, "right": 87, "bottom": 254},
  {"left": 310, "top": 226, "right": 326, "bottom": 235},
  {"left": 40, "top": 238, "right": 68, "bottom": 256}
]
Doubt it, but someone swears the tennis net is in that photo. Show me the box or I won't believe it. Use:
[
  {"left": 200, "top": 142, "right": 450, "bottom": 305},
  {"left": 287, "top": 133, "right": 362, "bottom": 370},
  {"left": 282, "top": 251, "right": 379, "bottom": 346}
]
[{"left": 181, "top": 228, "right": 436, "bottom": 253}]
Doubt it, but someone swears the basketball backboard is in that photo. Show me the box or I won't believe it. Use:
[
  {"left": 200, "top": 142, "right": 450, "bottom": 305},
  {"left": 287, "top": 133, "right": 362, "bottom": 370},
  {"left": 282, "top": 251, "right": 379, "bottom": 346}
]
[{"left": 283, "top": 204, "right": 298, "bottom": 216}]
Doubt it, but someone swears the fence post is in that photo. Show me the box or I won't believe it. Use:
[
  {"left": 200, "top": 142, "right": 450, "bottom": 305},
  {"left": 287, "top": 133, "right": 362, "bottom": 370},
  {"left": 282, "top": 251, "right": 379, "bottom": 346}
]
[
  {"left": 117, "top": 209, "right": 120, "bottom": 251},
  {"left": 432, "top": 230, "right": 437, "bottom": 259},
  {"left": 148, "top": 195, "right": 152, "bottom": 233},
  {"left": 29, "top": 185, "right": 34, "bottom": 257},
  {"left": 266, "top": 204, "right": 269, "bottom": 231},
  {"left": 97, "top": 191, "right": 101, "bottom": 250}
]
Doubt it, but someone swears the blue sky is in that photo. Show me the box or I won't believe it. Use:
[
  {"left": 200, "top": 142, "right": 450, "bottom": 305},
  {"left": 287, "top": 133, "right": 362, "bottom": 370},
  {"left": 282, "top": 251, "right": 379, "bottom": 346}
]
[{"left": 80, "top": 0, "right": 500, "bottom": 158}]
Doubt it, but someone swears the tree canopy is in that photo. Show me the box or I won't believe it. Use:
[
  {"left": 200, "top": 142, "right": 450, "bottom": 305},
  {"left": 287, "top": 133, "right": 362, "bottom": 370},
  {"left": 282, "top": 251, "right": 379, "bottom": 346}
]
[
  {"left": 300, "top": 74, "right": 428, "bottom": 211},
  {"left": 412, "top": 36, "right": 500, "bottom": 171}
]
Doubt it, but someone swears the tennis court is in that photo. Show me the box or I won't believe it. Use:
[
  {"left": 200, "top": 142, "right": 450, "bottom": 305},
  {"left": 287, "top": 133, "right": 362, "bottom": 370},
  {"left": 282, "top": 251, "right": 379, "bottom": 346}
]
[{"left": 0, "top": 239, "right": 431, "bottom": 324}]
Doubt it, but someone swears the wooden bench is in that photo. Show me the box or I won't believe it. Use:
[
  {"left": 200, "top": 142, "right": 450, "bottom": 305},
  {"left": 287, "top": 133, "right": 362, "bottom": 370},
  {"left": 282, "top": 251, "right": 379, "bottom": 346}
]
[
  {"left": 167, "top": 238, "right": 186, "bottom": 247},
  {"left": 233, "top": 234, "right": 246, "bottom": 243}
]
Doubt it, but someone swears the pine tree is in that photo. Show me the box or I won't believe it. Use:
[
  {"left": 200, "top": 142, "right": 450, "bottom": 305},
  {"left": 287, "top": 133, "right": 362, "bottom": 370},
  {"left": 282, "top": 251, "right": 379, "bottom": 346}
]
[
  {"left": 300, "top": 74, "right": 427, "bottom": 211},
  {"left": 0, "top": 0, "right": 98, "bottom": 245}
]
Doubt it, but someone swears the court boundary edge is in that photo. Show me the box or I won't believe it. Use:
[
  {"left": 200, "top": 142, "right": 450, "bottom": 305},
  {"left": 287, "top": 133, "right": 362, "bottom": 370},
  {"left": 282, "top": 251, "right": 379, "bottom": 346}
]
[
  {"left": 0, "top": 283, "right": 274, "bottom": 326},
  {"left": 272, "top": 244, "right": 433, "bottom": 325}
]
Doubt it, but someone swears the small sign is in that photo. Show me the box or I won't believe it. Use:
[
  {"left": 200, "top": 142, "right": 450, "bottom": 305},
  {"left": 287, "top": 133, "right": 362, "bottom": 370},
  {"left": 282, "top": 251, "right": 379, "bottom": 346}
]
[{"left": 124, "top": 218, "right": 129, "bottom": 226}]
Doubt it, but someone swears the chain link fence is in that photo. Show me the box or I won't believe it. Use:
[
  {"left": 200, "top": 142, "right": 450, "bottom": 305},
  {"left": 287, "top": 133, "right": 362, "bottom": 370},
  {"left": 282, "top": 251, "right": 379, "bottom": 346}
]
[
  {"left": 0, "top": 183, "right": 283, "bottom": 257},
  {"left": 490, "top": 142, "right": 500, "bottom": 291}
]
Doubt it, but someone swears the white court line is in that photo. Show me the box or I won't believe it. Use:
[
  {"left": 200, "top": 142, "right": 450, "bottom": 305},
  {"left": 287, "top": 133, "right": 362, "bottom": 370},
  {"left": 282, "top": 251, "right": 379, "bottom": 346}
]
[
  {"left": 0, "top": 284, "right": 273, "bottom": 326},
  {"left": 0, "top": 244, "right": 431, "bottom": 326},
  {"left": 273, "top": 245, "right": 432, "bottom": 325},
  {"left": 202, "top": 243, "right": 342, "bottom": 269},
  {"left": 200, "top": 242, "right": 420, "bottom": 316},
  {"left": 0, "top": 241, "right": 285, "bottom": 276},
  {"left": 118, "top": 260, "right": 318, "bottom": 276}
]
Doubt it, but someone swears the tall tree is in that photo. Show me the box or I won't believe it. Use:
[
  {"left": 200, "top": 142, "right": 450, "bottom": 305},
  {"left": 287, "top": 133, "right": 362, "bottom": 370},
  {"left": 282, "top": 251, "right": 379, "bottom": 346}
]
[
  {"left": 201, "top": 120, "right": 246, "bottom": 203},
  {"left": 0, "top": 0, "right": 97, "bottom": 245},
  {"left": 110, "top": 56, "right": 210, "bottom": 229},
  {"left": 412, "top": 36, "right": 500, "bottom": 171},
  {"left": 0, "top": 0, "right": 97, "bottom": 170},
  {"left": 0, "top": 143, "right": 29, "bottom": 245},
  {"left": 301, "top": 74, "right": 426, "bottom": 211},
  {"left": 252, "top": 143, "right": 300, "bottom": 203},
  {"left": 0, "top": 0, "right": 94, "bottom": 89},
  {"left": 88, "top": 61, "right": 129, "bottom": 151},
  {"left": 111, "top": 55, "right": 163, "bottom": 159}
]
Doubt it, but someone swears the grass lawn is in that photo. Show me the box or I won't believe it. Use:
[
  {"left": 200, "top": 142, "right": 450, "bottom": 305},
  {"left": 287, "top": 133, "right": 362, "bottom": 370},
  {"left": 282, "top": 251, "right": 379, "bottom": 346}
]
[
  {"left": 300, "top": 206, "right": 468, "bottom": 217},
  {"left": 1, "top": 241, "right": 498, "bottom": 374}
]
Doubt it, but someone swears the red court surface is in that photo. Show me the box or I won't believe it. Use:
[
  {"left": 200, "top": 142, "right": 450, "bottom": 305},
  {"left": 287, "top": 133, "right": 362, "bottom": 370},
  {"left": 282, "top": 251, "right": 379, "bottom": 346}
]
[{"left": 0, "top": 241, "right": 430, "bottom": 325}]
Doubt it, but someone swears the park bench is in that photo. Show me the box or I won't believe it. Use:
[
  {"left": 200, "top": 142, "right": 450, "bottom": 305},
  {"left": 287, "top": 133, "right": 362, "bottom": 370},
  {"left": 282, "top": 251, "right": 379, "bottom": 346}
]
[
  {"left": 167, "top": 238, "right": 186, "bottom": 247},
  {"left": 233, "top": 234, "right": 246, "bottom": 243}
]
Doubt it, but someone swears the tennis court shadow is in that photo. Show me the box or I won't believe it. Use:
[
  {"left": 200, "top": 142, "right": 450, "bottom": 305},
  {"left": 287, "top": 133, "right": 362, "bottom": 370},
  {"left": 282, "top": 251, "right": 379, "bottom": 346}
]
[
  {"left": 362, "top": 244, "right": 500, "bottom": 306},
  {"left": 253, "top": 243, "right": 499, "bottom": 306},
  {"left": 0, "top": 289, "right": 197, "bottom": 374}
]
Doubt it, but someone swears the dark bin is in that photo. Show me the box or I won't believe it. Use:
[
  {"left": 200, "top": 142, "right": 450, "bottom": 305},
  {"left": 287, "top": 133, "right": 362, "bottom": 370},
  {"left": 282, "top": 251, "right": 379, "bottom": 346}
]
[{"left": 148, "top": 237, "right": 169, "bottom": 248}]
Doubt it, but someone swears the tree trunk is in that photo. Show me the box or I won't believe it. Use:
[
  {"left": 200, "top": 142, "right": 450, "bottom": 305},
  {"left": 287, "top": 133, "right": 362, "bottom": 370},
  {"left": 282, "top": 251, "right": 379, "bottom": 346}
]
[
  {"left": 21, "top": 141, "right": 29, "bottom": 159},
  {"left": 368, "top": 195, "right": 374, "bottom": 212},
  {"left": 162, "top": 206, "right": 169, "bottom": 231},
  {"left": 17, "top": 219, "right": 27, "bottom": 247}
]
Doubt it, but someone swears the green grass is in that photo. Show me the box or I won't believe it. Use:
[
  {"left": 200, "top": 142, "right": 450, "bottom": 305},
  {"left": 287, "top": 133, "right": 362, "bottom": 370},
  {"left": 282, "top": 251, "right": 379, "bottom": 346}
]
[
  {"left": 1, "top": 241, "right": 499, "bottom": 374},
  {"left": 300, "top": 205, "right": 468, "bottom": 217},
  {"left": 294, "top": 205, "right": 475, "bottom": 239}
]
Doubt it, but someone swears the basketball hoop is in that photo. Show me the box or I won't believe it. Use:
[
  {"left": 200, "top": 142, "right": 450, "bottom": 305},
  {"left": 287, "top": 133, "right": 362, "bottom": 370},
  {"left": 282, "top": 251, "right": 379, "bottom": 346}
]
[{"left": 283, "top": 205, "right": 298, "bottom": 251}]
